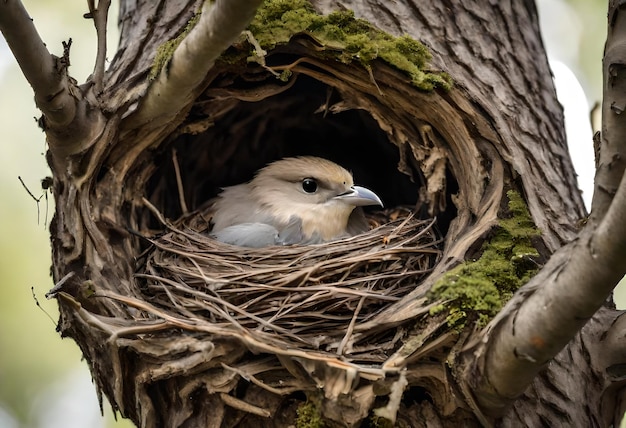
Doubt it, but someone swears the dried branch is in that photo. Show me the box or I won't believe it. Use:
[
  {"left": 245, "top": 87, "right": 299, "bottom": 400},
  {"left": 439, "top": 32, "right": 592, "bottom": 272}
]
[
  {"left": 0, "top": 0, "right": 77, "bottom": 127},
  {"left": 464, "top": 1, "right": 626, "bottom": 418},
  {"left": 130, "top": 0, "right": 263, "bottom": 127}
]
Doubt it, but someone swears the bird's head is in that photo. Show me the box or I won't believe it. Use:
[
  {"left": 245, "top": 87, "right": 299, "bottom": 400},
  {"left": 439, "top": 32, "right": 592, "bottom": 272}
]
[{"left": 250, "top": 157, "right": 383, "bottom": 241}]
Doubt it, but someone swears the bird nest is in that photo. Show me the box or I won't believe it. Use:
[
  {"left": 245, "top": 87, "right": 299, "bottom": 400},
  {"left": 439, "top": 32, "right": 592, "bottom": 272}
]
[{"left": 136, "top": 207, "right": 441, "bottom": 364}]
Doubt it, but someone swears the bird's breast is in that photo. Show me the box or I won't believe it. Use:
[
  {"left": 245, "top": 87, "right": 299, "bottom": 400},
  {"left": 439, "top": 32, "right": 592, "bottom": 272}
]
[{"left": 270, "top": 202, "right": 354, "bottom": 242}]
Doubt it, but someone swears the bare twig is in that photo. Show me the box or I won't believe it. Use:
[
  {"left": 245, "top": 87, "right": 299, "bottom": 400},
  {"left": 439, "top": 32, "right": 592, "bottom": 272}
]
[
  {"left": 18, "top": 175, "right": 43, "bottom": 224},
  {"left": 219, "top": 393, "right": 270, "bottom": 417},
  {"left": 172, "top": 149, "right": 189, "bottom": 214},
  {"left": 221, "top": 363, "right": 301, "bottom": 395},
  {"left": 129, "top": 0, "right": 263, "bottom": 127},
  {"left": 142, "top": 197, "right": 169, "bottom": 227},
  {"left": 31, "top": 286, "right": 56, "bottom": 325},
  {"left": 46, "top": 271, "right": 77, "bottom": 298},
  {"left": 18, "top": 176, "right": 51, "bottom": 226},
  {"left": 337, "top": 296, "right": 365, "bottom": 356}
]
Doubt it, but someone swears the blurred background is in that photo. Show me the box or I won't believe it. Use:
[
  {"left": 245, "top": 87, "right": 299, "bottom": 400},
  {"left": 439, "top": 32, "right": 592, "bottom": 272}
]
[{"left": 0, "top": 1, "right": 620, "bottom": 427}]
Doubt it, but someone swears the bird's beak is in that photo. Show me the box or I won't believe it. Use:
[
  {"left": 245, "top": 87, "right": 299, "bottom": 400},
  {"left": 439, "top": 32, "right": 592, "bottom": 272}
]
[{"left": 334, "top": 186, "right": 383, "bottom": 207}]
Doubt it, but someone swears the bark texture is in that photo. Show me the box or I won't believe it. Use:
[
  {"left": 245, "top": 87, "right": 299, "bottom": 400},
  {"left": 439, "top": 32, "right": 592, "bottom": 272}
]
[{"left": 11, "top": 0, "right": 621, "bottom": 427}]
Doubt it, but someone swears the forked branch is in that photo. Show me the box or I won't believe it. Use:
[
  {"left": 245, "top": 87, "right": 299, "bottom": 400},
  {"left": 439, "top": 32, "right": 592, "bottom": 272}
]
[
  {"left": 464, "top": 0, "right": 626, "bottom": 420},
  {"left": 129, "top": 0, "right": 263, "bottom": 127}
]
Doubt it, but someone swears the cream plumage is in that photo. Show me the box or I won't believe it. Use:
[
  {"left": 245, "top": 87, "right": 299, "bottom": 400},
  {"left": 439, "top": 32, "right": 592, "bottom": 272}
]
[{"left": 209, "top": 157, "right": 383, "bottom": 247}]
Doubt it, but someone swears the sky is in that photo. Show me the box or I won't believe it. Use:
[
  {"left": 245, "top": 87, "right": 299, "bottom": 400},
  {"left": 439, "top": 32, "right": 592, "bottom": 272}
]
[{"left": 0, "top": 1, "right": 619, "bottom": 427}]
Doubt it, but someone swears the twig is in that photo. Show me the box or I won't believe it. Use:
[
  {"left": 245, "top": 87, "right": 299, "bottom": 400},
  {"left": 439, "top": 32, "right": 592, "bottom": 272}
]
[
  {"left": 31, "top": 286, "right": 56, "bottom": 325},
  {"left": 219, "top": 392, "right": 271, "bottom": 417},
  {"left": 337, "top": 296, "right": 366, "bottom": 355},
  {"left": 243, "top": 30, "right": 281, "bottom": 78},
  {"left": 18, "top": 176, "right": 42, "bottom": 224},
  {"left": 46, "top": 271, "right": 76, "bottom": 298},
  {"left": 142, "top": 197, "right": 169, "bottom": 227},
  {"left": 222, "top": 363, "right": 301, "bottom": 395},
  {"left": 172, "top": 148, "right": 189, "bottom": 214}
]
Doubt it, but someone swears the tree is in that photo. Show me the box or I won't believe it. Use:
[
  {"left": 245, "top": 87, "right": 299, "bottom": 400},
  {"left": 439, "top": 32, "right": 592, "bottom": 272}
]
[{"left": 1, "top": 0, "right": 624, "bottom": 426}]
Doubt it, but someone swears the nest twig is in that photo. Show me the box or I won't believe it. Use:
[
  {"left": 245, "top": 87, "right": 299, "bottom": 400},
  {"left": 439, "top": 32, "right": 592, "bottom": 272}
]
[{"left": 136, "top": 209, "right": 442, "bottom": 364}]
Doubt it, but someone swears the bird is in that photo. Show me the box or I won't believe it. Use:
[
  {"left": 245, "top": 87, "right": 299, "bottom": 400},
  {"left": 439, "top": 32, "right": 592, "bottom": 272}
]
[{"left": 209, "top": 156, "right": 383, "bottom": 247}]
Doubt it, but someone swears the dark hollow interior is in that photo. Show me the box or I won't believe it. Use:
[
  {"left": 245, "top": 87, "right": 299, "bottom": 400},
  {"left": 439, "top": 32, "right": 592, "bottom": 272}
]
[{"left": 146, "top": 75, "right": 457, "bottom": 233}]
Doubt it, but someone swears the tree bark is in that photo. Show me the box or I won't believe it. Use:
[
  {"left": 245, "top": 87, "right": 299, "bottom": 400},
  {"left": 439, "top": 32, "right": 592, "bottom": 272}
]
[{"left": 2, "top": 0, "right": 625, "bottom": 427}]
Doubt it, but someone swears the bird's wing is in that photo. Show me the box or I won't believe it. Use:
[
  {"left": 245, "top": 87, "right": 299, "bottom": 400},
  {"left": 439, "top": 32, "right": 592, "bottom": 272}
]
[
  {"left": 211, "top": 223, "right": 280, "bottom": 248},
  {"left": 276, "top": 215, "right": 308, "bottom": 245},
  {"left": 209, "top": 184, "right": 263, "bottom": 232},
  {"left": 211, "top": 217, "right": 317, "bottom": 248}
]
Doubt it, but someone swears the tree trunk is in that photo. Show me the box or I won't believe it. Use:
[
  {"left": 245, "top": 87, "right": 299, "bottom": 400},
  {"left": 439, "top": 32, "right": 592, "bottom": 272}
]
[{"left": 2, "top": 0, "right": 624, "bottom": 427}]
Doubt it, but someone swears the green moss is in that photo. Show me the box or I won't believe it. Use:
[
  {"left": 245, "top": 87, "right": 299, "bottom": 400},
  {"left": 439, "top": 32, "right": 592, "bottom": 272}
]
[
  {"left": 369, "top": 415, "right": 394, "bottom": 428},
  {"left": 429, "top": 190, "right": 541, "bottom": 328},
  {"left": 242, "top": 0, "right": 451, "bottom": 91},
  {"left": 296, "top": 402, "right": 325, "bottom": 428},
  {"left": 149, "top": 12, "right": 202, "bottom": 81}
]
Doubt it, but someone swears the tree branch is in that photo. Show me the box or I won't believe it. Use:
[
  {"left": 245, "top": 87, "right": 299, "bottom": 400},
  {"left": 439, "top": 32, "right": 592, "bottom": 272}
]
[
  {"left": 0, "top": 0, "right": 77, "bottom": 127},
  {"left": 591, "top": 0, "right": 626, "bottom": 220},
  {"left": 128, "top": 0, "right": 263, "bottom": 128},
  {"left": 0, "top": 0, "right": 107, "bottom": 160},
  {"left": 464, "top": 191, "right": 626, "bottom": 417},
  {"left": 87, "top": 0, "right": 111, "bottom": 94},
  {"left": 463, "top": 0, "right": 626, "bottom": 418}
]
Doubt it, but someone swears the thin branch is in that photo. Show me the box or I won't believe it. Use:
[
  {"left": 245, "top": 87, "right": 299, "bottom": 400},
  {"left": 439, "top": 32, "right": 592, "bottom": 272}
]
[
  {"left": 129, "top": 0, "right": 263, "bottom": 127},
  {"left": 172, "top": 148, "right": 189, "bottom": 214},
  {"left": 464, "top": 1, "right": 626, "bottom": 417},
  {"left": 0, "top": 0, "right": 77, "bottom": 127},
  {"left": 87, "top": 0, "right": 111, "bottom": 93}
]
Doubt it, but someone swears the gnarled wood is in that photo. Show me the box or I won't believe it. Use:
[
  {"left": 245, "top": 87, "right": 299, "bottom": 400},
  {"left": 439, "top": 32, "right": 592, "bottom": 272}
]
[{"left": 2, "top": 0, "right": 624, "bottom": 426}]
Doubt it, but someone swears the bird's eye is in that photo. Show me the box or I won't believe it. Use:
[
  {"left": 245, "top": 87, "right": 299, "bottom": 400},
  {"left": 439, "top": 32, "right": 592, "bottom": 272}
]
[{"left": 302, "top": 178, "right": 318, "bottom": 193}]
